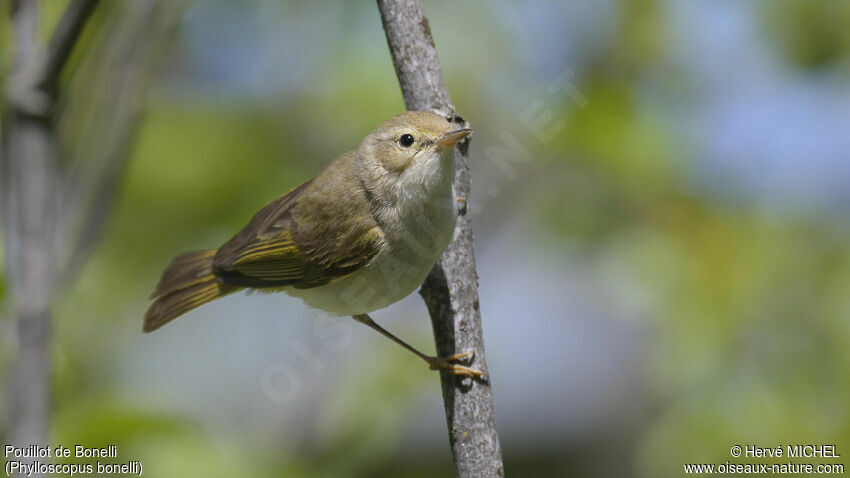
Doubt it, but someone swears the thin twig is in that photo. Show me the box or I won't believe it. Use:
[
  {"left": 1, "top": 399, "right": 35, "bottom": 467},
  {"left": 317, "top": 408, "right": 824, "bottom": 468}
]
[
  {"left": 41, "top": 0, "right": 100, "bottom": 89},
  {"left": 376, "top": 1, "right": 504, "bottom": 476}
]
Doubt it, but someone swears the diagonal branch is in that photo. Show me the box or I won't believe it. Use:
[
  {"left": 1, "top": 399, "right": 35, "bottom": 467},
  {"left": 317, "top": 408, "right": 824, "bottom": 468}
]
[
  {"left": 41, "top": 0, "right": 100, "bottom": 89},
  {"left": 3, "top": 0, "right": 183, "bottom": 464},
  {"left": 56, "top": 0, "right": 187, "bottom": 285},
  {"left": 376, "top": 1, "right": 504, "bottom": 476}
]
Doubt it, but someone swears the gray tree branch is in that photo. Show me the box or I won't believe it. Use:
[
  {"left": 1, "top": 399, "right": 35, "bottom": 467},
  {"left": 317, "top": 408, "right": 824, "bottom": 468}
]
[
  {"left": 376, "top": 1, "right": 504, "bottom": 476},
  {"left": 4, "top": 1, "right": 59, "bottom": 461},
  {"left": 3, "top": 3, "right": 184, "bottom": 474}
]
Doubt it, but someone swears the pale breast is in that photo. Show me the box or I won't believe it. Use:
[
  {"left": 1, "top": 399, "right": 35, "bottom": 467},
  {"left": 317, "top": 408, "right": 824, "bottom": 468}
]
[{"left": 287, "top": 186, "right": 457, "bottom": 316}]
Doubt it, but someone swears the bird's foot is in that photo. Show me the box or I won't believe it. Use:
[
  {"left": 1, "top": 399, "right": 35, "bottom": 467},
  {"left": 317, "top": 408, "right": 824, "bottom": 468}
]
[
  {"left": 424, "top": 350, "right": 485, "bottom": 378},
  {"left": 456, "top": 197, "right": 467, "bottom": 216}
]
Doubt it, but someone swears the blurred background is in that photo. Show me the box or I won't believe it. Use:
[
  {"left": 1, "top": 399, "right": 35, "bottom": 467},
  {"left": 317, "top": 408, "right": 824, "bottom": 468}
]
[{"left": 2, "top": 0, "right": 850, "bottom": 476}]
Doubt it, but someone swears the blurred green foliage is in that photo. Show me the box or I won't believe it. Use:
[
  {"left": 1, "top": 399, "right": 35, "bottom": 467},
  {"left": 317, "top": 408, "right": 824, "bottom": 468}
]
[{"left": 762, "top": 0, "right": 850, "bottom": 69}]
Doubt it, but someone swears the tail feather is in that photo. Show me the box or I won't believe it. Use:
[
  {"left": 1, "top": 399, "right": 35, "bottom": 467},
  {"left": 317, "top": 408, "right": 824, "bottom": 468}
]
[
  {"left": 144, "top": 249, "right": 237, "bottom": 332},
  {"left": 150, "top": 249, "right": 218, "bottom": 298}
]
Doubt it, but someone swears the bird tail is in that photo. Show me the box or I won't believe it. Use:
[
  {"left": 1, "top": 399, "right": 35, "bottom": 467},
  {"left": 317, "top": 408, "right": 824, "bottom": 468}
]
[{"left": 144, "top": 249, "right": 237, "bottom": 332}]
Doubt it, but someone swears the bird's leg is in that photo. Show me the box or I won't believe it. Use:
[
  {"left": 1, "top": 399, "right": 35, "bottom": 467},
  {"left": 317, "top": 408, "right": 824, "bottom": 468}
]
[{"left": 352, "top": 314, "right": 483, "bottom": 378}]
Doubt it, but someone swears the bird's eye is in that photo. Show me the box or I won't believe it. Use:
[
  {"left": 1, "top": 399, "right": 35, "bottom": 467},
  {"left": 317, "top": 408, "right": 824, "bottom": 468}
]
[{"left": 399, "top": 134, "right": 415, "bottom": 148}]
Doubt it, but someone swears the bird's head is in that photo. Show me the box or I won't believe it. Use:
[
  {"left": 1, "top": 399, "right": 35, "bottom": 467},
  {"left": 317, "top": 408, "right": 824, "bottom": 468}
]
[{"left": 358, "top": 111, "right": 471, "bottom": 189}]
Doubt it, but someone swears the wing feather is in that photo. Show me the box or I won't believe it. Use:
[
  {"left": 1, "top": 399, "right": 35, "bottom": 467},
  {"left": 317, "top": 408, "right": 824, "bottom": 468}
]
[{"left": 213, "top": 155, "right": 383, "bottom": 289}]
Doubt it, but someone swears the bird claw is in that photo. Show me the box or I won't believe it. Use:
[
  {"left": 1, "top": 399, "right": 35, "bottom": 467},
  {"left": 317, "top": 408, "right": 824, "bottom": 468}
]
[
  {"left": 456, "top": 197, "right": 467, "bottom": 216},
  {"left": 425, "top": 350, "right": 485, "bottom": 378}
]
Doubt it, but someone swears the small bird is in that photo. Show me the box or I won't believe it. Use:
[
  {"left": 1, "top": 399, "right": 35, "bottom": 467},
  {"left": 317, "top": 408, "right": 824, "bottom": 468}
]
[{"left": 144, "top": 111, "right": 481, "bottom": 377}]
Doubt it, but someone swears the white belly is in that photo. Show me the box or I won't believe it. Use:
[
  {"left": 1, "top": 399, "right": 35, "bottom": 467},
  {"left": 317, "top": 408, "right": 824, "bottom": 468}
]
[{"left": 287, "top": 188, "right": 458, "bottom": 316}]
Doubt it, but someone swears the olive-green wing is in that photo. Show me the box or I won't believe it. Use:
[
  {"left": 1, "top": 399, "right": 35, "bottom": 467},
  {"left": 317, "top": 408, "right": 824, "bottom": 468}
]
[{"left": 212, "top": 178, "right": 383, "bottom": 289}]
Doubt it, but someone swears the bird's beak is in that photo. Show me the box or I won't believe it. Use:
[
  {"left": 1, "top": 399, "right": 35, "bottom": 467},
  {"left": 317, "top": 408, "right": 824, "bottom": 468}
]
[{"left": 436, "top": 128, "right": 472, "bottom": 151}]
